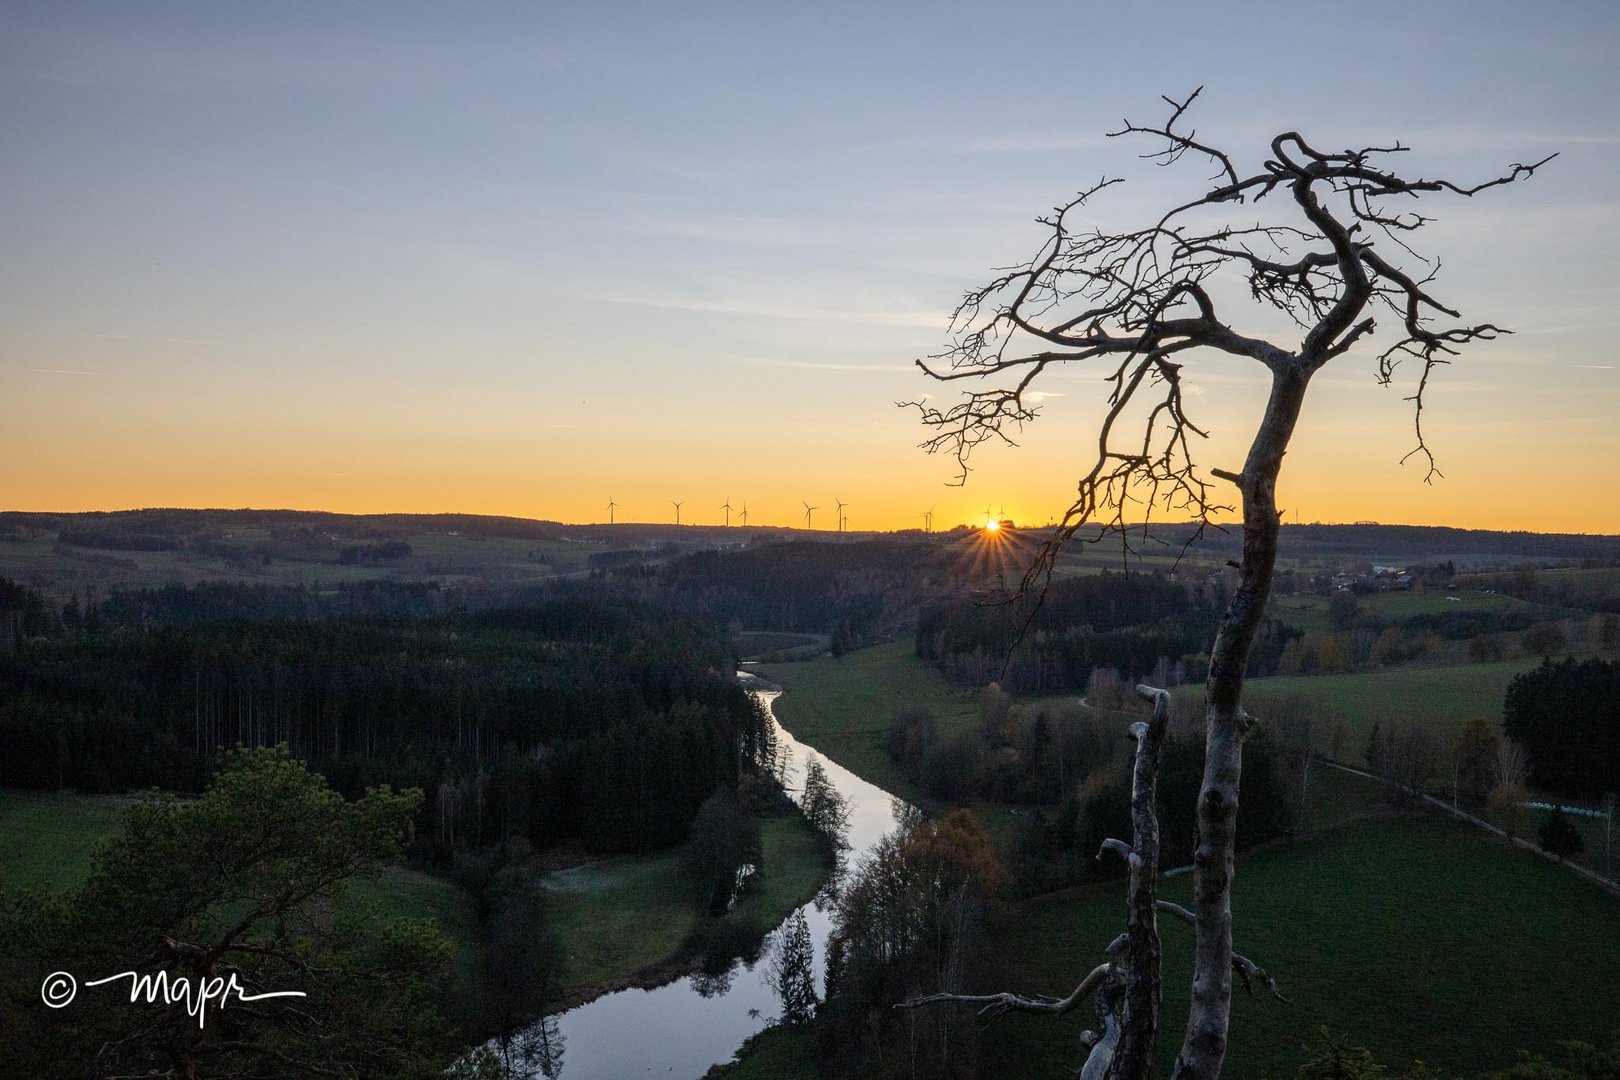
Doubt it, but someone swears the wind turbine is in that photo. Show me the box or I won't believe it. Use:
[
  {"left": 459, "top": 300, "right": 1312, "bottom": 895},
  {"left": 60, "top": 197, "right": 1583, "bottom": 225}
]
[
  {"left": 720, "top": 497, "right": 733, "bottom": 527},
  {"left": 834, "top": 498, "right": 847, "bottom": 535},
  {"left": 922, "top": 507, "right": 933, "bottom": 532},
  {"left": 740, "top": 502, "right": 749, "bottom": 527},
  {"left": 606, "top": 496, "right": 617, "bottom": 525},
  {"left": 802, "top": 500, "right": 818, "bottom": 530},
  {"left": 672, "top": 500, "right": 684, "bottom": 526}
]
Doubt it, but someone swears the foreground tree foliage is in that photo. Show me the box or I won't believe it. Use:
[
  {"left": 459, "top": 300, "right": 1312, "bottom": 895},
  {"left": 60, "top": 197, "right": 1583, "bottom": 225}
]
[
  {"left": 903, "top": 90, "right": 1550, "bottom": 1078},
  {"left": 0, "top": 746, "right": 452, "bottom": 1079}
]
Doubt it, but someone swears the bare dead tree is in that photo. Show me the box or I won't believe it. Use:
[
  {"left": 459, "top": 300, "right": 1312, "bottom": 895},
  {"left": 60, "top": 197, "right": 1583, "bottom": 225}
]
[
  {"left": 899, "top": 90, "right": 1551, "bottom": 1079},
  {"left": 899, "top": 687, "right": 1283, "bottom": 1080}
]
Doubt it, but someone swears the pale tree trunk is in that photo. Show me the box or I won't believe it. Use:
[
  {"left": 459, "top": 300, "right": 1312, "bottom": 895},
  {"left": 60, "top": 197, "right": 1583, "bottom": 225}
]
[{"left": 1172, "top": 365, "right": 1310, "bottom": 1080}]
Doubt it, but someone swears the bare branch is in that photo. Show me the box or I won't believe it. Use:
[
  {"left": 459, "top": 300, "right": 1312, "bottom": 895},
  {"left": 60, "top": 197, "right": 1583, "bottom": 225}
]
[
  {"left": 1152, "top": 901, "right": 1289, "bottom": 1002},
  {"left": 898, "top": 960, "right": 1113, "bottom": 1024}
]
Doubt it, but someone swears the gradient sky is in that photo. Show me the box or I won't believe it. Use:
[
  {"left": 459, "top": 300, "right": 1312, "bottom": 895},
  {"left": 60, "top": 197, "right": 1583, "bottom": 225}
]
[{"left": 3, "top": 1, "right": 1617, "bottom": 533}]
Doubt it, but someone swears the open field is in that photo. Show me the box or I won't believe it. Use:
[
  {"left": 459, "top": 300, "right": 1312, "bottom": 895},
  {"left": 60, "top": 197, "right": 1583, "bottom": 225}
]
[
  {"left": 757, "top": 639, "right": 981, "bottom": 807},
  {"left": 1269, "top": 588, "right": 1554, "bottom": 635},
  {"left": 1214, "top": 656, "right": 1550, "bottom": 755},
  {"left": 984, "top": 811, "right": 1620, "bottom": 1078},
  {"left": 0, "top": 525, "right": 627, "bottom": 597},
  {"left": 0, "top": 789, "right": 133, "bottom": 890},
  {"left": 537, "top": 812, "right": 829, "bottom": 1007}
]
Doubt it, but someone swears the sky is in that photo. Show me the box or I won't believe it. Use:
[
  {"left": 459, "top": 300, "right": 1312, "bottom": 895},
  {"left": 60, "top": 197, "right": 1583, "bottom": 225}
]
[{"left": 3, "top": 0, "right": 1617, "bottom": 533}]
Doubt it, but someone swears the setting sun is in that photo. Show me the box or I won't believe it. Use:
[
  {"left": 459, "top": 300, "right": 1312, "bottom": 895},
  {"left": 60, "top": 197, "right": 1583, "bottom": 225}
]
[{"left": 984, "top": 518, "right": 1001, "bottom": 532}]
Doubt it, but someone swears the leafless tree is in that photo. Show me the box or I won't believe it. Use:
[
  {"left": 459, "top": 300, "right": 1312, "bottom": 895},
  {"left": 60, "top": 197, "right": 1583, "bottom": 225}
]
[{"left": 900, "top": 90, "right": 1551, "bottom": 1079}]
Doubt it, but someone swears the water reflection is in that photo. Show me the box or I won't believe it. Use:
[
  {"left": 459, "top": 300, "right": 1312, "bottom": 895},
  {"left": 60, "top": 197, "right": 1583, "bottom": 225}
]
[
  {"left": 500, "top": 675, "right": 911, "bottom": 1079},
  {"left": 484, "top": 1015, "right": 564, "bottom": 1079}
]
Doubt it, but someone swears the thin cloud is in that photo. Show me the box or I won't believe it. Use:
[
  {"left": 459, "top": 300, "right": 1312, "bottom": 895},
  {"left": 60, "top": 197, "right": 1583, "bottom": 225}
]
[
  {"left": 593, "top": 291, "right": 946, "bottom": 329},
  {"left": 740, "top": 359, "right": 911, "bottom": 374},
  {"left": 31, "top": 368, "right": 98, "bottom": 375}
]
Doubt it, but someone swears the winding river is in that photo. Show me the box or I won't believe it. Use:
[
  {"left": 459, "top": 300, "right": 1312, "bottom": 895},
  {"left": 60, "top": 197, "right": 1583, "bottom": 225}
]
[{"left": 514, "top": 668, "right": 907, "bottom": 1079}]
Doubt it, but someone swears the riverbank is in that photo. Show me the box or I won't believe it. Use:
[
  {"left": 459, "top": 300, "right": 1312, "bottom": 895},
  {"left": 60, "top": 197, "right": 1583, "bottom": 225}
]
[
  {"left": 544, "top": 806, "right": 833, "bottom": 1012},
  {"left": 0, "top": 781, "right": 836, "bottom": 1041}
]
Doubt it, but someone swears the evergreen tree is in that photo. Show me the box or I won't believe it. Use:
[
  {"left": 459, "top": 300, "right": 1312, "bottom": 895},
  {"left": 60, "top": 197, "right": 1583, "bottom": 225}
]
[
  {"left": 769, "top": 909, "right": 818, "bottom": 1026},
  {"left": 1539, "top": 808, "right": 1584, "bottom": 862}
]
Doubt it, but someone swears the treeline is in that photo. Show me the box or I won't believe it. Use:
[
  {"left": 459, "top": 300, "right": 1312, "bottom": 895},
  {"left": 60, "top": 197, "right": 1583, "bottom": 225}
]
[
  {"left": 645, "top": 539, "right": 966, "bottom": 644},
  {"left": 0, "top": 578, "right": 773, "bottom": 855},
  {"left": 56, "top": 579, "right": 450, "bottom": 629},
  {"left": 1504, "top": 657, "right": 1620, "bottom": 801},
  {"left": 917, "top": 572, "right": 1293, "bottom": 692},
  {"left": 338, "top": 539, "right": 413, "bottom": 564},
  {"left": 0, "top": 507, "right": 563, "bottom": 541},
  {"left": 886, "top": 683, "right": 1311, "bottom": 895},
  {"left": 1159, "top": 522, "right": 1620, "bottom": 564},
  {"left": 1462, "top": 565, "right": 1620, "bottom": 614}
]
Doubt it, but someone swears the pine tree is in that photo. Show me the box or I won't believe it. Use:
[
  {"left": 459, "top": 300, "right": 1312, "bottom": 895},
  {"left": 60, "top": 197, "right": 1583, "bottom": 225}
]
[{"left": 769, "top": 909, "right": 818, "bottom": 1026}]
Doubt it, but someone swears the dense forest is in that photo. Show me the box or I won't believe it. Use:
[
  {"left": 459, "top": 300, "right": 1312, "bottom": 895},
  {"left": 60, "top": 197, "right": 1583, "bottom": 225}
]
[
  {"left": 916, "top": 571, "right": 1295, "bottom": 692},
  {"left": 1504, "top": 657, "right": 1620, "bottom": 800},
  {"left": 0, "top": 577, "right": 773, "bottom": 855},
  {"left": 645, "top": 539, "right": 968, "bottom": 644}
]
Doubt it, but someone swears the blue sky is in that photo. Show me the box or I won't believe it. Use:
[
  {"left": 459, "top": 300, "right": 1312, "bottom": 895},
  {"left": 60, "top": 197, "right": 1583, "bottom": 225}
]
[{"left": 3, "top": 1, "right": 1616, "bottom": 530}]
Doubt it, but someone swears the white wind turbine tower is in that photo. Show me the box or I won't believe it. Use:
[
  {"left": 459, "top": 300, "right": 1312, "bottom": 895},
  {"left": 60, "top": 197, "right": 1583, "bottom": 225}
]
[
  {"left": 720, "top": 497, "right": 733, "bottom": 527},
  {"left": 606, "top": 496, "right": 617, "bottom": 525},
  {"left": 802, "top": 500, "right": 818, "bottom": 530},
  {"left": 672, "top": 500, "right": 684, "bottom": 526},
  {"left": 834, "top": 498, "right": 847, "bottom": 535},
  {"left": 740, "top": 502, "right": 749, "bottom": 527},
  {"left": 923, "top": 507, "right": 934, "bottom": 532}
]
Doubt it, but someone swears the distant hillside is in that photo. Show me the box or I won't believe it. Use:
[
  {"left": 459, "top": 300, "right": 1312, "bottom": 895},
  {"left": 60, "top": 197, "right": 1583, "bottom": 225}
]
[
  {"left": 1157, "top": 522, "right": 1620, "bottom": 566},
  {"left": 2, "top": 509, "right": 1615, "bottom": 603}
]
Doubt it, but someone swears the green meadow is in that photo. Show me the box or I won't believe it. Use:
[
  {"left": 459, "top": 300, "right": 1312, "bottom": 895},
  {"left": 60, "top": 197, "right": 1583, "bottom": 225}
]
[
  {"left": 544, "top": 812, "right": 829, "bottom": 1007},
  {"left": 983, "top": 811, "right": 1620, "bottom": 1078},
  {"left": 758, "top": 639, "right": 981, "bottom": 806},
  {"left": 1235, "top": 657, "right": 1548, "bottom": 754}
]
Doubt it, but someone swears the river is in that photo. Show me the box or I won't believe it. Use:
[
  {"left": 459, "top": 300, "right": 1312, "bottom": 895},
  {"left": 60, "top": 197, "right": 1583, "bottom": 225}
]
[{"left": 509, "top": 668, "right": 907, "bottom": 1079}]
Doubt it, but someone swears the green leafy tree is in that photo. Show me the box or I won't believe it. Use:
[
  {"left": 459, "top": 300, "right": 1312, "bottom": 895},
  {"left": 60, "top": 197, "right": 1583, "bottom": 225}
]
[{"left": 0, "top": 746, "right": 451, "bottom": 1079}]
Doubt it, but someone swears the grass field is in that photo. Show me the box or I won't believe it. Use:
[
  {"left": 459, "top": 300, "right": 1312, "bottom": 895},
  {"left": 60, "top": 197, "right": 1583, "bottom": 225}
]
[
  {"left": 1219, "top": 656, "right": 1549, "bottom": 756},
  {"left": 1269, "top": 588, "right": 1551, "bottom": 635},
  {"left": 757, "top": 639, "right": 981, "bottom": 807},
  {"left": 543, "top": 812, "right": 830, "bottom": 1007},
  {"left": 983, "top": 811, "right": 1620, "bottom": 1078},
  {"left": 0, "top": 789, "right": 133, "bottom": 891},
  {"left": 706, "top": 1026, "right": 819, "bottom": 1079},
  {"left": 0, "top": 526, "right": 618, "bottom": 597}
]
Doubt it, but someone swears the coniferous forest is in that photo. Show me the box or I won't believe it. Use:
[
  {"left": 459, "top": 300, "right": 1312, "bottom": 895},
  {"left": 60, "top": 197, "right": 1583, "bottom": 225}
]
[{"left": 0, "top": 578, "right": 774, "bottom": 855}]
